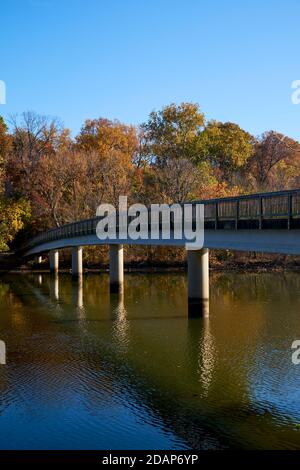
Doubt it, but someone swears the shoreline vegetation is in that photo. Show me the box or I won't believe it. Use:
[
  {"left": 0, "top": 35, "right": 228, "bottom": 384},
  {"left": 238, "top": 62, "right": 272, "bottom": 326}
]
[
  {"left": 1, "top": 251, "right": 300, "bottom": 274},
  {"left": 1, "top": 103, "right": 300, "bottom": 265}
]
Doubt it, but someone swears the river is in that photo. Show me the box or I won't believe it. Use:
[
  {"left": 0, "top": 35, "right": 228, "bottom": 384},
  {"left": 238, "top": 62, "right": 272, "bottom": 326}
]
[{"left": 0, "top": 272, "right": 300, "bottom": 449}]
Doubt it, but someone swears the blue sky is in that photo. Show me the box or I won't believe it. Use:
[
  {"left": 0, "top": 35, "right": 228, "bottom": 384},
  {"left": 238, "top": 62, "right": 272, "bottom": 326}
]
[{"left": 1, "top": 0, "right": 300, "bottom": 139}]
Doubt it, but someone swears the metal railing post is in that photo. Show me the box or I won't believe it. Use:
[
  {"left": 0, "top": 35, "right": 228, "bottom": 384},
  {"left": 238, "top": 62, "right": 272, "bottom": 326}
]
[
  {"left": 288, "top": 193, "right": 292, "bottom": 230},
  {"left": 235, "top": 200, "right": 239, "bottom": 230},
  {"left": 259, "top": 197, "right": 263, "bottom": 229},
  {"left": 215, "top": 202, "right": 218, "bottom": 230}
]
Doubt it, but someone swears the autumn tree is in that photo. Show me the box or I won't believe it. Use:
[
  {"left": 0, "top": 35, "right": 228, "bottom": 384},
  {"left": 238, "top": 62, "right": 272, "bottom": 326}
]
[
  {"left": 31, "top": 148, "right": 136, "bottom": 229},
  {"left": 0, "top": 116, "right": 30, "bottom": 251},
  {"left": 76, "top": 118, "right": 138, "bottom": 162},
  {"left": 0, "top": 116, "right": 11, "bottom": 189},
  {"left": 246, "top": 131, "right": 300, "bottom": 190},
  {"left": 7, "top": 111, "right": 68, "bottom": 196},
  {"left": 76, "top": 118, "right": 137, "bottom": 206},
  {"left": 154, "top": 159, "right": 214, "bottom": 203},
  {"left": 0, "top": 116, "right": 11, "bottom": 162},
  {"left": 0, "top": 197, "right": 31, "bottom": 251},
  {"left": 30, "top": 150, "right": 86, "bottom": 228}
]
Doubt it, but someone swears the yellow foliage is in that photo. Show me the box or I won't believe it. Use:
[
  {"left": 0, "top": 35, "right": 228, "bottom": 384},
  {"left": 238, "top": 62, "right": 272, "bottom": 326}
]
[{"left": 0, "top": 198, "right": 31, "bottom": 251}]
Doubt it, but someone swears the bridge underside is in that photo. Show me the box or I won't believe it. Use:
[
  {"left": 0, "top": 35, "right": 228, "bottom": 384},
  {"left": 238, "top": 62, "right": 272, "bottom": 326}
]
[{"left": 25, "top": 229, "right": 300, "bottom": 257}]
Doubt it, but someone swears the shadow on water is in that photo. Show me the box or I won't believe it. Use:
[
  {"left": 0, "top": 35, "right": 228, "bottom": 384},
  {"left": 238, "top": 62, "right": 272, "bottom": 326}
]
[{"left": 0, "top": 272, "right": 300, "bottom": 449}]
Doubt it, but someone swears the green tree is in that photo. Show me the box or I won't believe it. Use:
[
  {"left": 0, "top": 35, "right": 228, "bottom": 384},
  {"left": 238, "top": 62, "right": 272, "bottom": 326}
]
[
  {"left": 141, "top": 102, "right": 205, "bottom": 166},
  {"left": 200, "top": 121, "right": 254, "bottom": 182}
]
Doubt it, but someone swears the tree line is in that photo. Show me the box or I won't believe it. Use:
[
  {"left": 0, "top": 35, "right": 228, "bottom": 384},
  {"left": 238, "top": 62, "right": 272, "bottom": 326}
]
[{"left": 0, "top": 102, "right": 299, "bottom": 259}]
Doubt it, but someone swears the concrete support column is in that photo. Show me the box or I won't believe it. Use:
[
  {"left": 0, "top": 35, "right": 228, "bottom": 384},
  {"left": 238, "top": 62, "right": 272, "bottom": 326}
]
[
  {"left": 72, "top": 246, "right": 83, "bottom": 277},
  {"left": 109, "top": 244, "right": 124, "bottom": 293},
  {"left": 49, "top": 250, "right": 59, "bottom": 275},
  {"left": 187, "top": 248, "right": 209, "bottom": 317}
]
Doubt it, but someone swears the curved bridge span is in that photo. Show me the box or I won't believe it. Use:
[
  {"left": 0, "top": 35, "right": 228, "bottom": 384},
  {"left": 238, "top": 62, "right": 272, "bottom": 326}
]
[{"left": 22, "top": 189, "right": 300, "bottom": 317}]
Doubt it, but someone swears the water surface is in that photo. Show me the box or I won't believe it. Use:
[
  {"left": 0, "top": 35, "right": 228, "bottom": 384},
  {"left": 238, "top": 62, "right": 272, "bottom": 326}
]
[{"left": 0, "top": 271, "right": 300, "bottom": 449}]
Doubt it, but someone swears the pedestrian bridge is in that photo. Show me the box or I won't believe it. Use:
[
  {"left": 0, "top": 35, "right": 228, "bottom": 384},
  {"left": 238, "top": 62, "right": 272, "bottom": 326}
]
[{"left": 22, "top": 189, "right": 300, "bottom": 317}]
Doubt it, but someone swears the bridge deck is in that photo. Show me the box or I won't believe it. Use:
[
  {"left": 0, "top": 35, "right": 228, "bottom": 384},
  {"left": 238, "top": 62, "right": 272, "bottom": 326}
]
[{"left": 23, "top": 189, "right": 300, "bottom": 256}]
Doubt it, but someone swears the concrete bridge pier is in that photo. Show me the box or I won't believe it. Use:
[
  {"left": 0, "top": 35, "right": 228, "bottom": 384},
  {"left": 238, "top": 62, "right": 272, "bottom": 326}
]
[
  {"left": 49, "top": 250, "right": 59, "bottom": 275},
  {"left": 72, "top": 246, "right": 83, "bottom": 277},
  {"left": 109, "top": 244, "right": 124, "bottom": 293},
  {"left": 187, "top": 248, "right": 209, "bottom": 317}
]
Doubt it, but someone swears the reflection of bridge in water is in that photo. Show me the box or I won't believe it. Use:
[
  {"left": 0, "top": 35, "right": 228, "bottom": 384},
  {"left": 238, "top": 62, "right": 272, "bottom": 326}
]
[{"left": 22, "top": 189, "right": 300, "bottom": 316}]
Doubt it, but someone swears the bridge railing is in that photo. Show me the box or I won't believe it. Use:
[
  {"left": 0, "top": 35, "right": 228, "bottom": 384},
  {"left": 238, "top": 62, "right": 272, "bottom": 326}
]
[
  {"left": 200, "top": 189, "right": 300, "bottom": 230},
  {"left": 23, "top": 189, "right": 300, "bottom": 251}
]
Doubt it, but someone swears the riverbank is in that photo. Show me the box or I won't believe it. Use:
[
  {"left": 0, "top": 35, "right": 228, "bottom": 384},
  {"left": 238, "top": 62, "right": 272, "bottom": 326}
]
[
  {"left": 1, "top": 259, "right": 300, "bottom": 274},
  {"left": 1, "top": 251, "right": 300, "bottom": 274}
]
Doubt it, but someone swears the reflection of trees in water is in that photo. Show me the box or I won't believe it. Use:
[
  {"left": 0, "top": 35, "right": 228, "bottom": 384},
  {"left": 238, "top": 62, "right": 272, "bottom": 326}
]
[
  {"left": 124, "top": 274, "right": 187, "bottom": 318},
  {"left": 0, "top": 276, "right": 120, "bottom": 423},
  {"left": 211, "top": 271, "right": 300, "bottom": 304},
  {"left": 0, "top": 275, "right": 220, "bottom": 448},
  {"left": 1, "top": 272, "right": 300, "bottom": 449}
]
